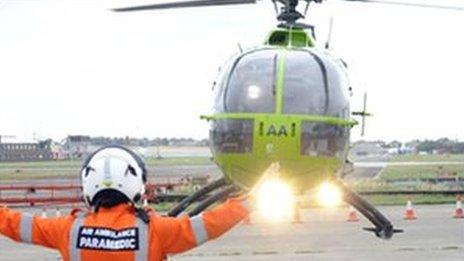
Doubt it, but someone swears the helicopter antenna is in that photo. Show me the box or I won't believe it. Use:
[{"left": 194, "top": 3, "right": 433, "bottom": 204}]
[
  {"left": 351, "top": 92, "right": 372, "bottom": 137},
  {"left": 237, "top": 43, "right": 243, "bottom": 53},
  {"left": 303, "top": 0, "right": 311, "bottom": 16},
  {"left": 361, "top": 92, "right": 367, "bottom": 136},
  {"left": 271, "top": 0, "right": 279, "bottom": 15},
  {"left": 324, "top": 16, "right": 333, "bottom": 49}
]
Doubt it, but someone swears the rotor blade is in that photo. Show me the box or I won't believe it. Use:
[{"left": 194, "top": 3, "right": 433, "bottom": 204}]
[
  {"left": 113, "top": 0, "right": 257, "bottom": 12},
  {"left": 345, "top": 0, "right": 464, "bottom": 11}
]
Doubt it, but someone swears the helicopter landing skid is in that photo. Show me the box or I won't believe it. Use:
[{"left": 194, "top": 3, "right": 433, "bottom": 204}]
[
  {"left": 335, "top": 180, "right": 403, "bottom": 239},
  {"left": 167, "top": 178, "right": 227, "bottom": 217}
]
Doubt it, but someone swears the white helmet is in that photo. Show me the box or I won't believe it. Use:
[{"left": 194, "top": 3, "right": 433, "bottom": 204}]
[{"left": 81, "top": 146, "right": 147, "bottom": 207}]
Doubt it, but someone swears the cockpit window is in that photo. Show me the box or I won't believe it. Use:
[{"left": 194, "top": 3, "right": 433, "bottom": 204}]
[
  {"left": 300, "top": 122, "right": 348, "bottom": 159},
  {"left": 283, "top": 51, "right": 328, "bottom": 115},
  {"left": 210, "top": 119, "right": 254, "bottom": 154},
  {"left": 223, "top": 50, "right": 278, "bottom": 113}
]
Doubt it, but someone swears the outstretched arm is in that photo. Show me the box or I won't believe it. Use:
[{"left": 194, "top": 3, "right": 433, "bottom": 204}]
[
  {"left": 0, "top": 206, "right": 73, "bottom": 249},
  {"left": 0, "top": 206, "right": 24, "bottom": 242},
  {"left": 153, "top": 196, "right": 251, "bottom": 254},
  {"left": 154, "top": 163, "right": 280, "bottom": 255}
]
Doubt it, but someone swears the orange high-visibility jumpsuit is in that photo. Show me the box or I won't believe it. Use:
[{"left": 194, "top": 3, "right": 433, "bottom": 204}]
[{"left": 0, "top": 198, "right": 250, "bottom": 261}]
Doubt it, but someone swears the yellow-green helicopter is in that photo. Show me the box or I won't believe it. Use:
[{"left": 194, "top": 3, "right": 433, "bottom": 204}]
[
  {"left": 114, "top": 0, "right": 360, "bottom": 190},
  {"left": 113, "top": 0, "right": 462, "bottom": 239}
]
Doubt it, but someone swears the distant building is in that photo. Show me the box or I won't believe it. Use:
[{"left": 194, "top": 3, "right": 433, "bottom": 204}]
[
  {"left": 350, "top": 141, "right": 388, "bottom": 157},
  {"left": 0, "top": 139, "right": 54, "bottom": 161},
  {"left": 63, "top": 135, "right": 91, "bottom": 159},
  {"left": 50, "top": 142, "right": 67, "bottom": 160}
]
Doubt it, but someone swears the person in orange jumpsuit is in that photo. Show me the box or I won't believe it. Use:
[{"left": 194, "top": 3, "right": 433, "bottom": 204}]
[{"left": 0, "top": 145, "right": 258, "bottom": 261}]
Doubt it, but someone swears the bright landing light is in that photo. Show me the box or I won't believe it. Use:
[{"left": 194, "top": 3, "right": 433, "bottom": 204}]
[
  {"left": 257, "top": 179, "right": 294, "bottom": 221},
  {"left": 317, "top": 182, "right": 342, "bottom": 207},
  {"left": 247, "top": 85, "right": 261, "bottom": 99}
]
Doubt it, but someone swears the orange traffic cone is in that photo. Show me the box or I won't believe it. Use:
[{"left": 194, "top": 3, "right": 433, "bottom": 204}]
[
  {"left": 243, "top": 214, "right": 252, "bottom": 225},
  {"left": 453, "top": 195, "right": 464, "bottom": 219},
  {"left": 347, "top": 206, "right": 359, "bottom": 222},
  {"left": 404, "top": 200, "right": 417, "bottom": 220},
  {"left": 292, "top": 202, "right": 303, "bottom": 224}
]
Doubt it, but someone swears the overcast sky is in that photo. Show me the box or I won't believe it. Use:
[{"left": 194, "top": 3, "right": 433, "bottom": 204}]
[{"left": 0, "top": 0, "right": 463, "bottom": 143}]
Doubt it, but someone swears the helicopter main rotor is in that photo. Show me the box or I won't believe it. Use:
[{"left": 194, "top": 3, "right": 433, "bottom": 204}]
[
  {"left": 113, "top": 0, "right": 463, "bottom": 29},
  {"left": 274, "top": 0, "right": 322, "bottom": 28},
  {"left": 113, "top": 0, "right": 323, "bottom": 27},
  {"left": 112, "top": 0, "right": 257, "bottom": 12}
]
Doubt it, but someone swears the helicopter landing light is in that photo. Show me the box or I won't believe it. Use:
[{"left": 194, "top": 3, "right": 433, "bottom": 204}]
[
  {"left": 257, "top": 179, "right": 294, "bottom": 222},
  {"left": 316, "top": 182, "right": 342, "bottom": 207},
  {"left": 247, "top": 85, "right": 261, "bottom": 99}
]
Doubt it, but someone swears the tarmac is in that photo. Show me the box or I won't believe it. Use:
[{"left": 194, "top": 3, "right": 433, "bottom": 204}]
[{"left": 1, "top": 204, "right": 463, "bottom": 260}]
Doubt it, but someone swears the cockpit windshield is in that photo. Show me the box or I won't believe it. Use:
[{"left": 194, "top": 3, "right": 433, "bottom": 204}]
[
  {"left": 222, "top": 49, "right": 278, "bottom": 113},
  {"left": 283, "top": 50, "right": 350, "bottom": 117},
  {"left": 214, "top": 48, "right": 349, "bottom": 117},
  {"left": 283, "top": 51, "right": 327, "bottom": 115}
]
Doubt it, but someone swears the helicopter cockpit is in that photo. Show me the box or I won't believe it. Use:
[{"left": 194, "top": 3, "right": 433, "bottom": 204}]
[
  {"left": 211, "top": 47, "right": 351, "bottom": 157},
  {"left": 214, "top": 48, "right": 350, "bottom": 115}
]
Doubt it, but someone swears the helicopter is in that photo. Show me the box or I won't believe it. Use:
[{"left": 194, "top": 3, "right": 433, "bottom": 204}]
[{"left": 112, "top": 0, "right": 463, "bottom": 239}]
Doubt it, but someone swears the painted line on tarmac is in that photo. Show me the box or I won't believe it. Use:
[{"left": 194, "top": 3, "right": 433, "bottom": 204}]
[{"left": 178, "top": 249, "right": 327, "bottom": 258}]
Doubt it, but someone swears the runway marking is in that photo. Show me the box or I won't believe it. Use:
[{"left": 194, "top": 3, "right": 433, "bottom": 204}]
[
  {"left": 252, "top": 251, "right": 279, "bottom": 255},
  {"left": 396, "top": 247, "right": 423, "bottom": 252},
  {"left": 439, "top": 246, "right": 461, "bottom": 251},
  {"left": 395, "top": 246, "right": 463, "bottom": 252},
  {"left": 218, "top": 252, "right": 241, "bottom": 256},
  {"left": 180, "top": 249, "right": 327, "bottom": 257},
  {"left": 294, "top": 250, "right": 325, "bottom": 254}
]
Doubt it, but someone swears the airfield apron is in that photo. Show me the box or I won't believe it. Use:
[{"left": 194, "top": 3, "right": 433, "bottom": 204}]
[{"left": 0, "top": 198, "right": 249, "bottom": 261}]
